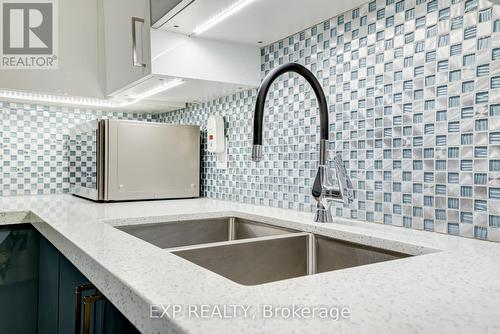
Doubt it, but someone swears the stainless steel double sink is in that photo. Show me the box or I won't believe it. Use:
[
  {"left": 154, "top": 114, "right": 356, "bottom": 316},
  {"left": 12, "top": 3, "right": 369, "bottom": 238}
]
[{"left": 117, "top": 217, "right": 410, "bottom": 285}]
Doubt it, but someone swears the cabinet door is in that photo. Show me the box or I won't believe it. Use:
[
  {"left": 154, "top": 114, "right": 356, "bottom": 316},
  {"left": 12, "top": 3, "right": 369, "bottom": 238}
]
[
  {"left": 102, "top": 0, "right": 152, "bottom": 95},
  {"left": 38, "top": 236, "right": 60, "bottom": 334},
  {"left": 0, "top": 225, "right": 39, "bottom": 334}
]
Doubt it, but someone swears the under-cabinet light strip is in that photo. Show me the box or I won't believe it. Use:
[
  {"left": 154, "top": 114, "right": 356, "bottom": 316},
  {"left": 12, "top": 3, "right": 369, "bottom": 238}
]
[
  {"left": 0, "top": 89, "right": 117, "bottom": 108},
  {"left": 124, "top": 79, "right": 184, "bottom": 106},
  {"left": 193, "top": 0, "right": 259, "bottom": 35},
  {"left": 0, "top": 79, "right": 184, "bottom": 108}
]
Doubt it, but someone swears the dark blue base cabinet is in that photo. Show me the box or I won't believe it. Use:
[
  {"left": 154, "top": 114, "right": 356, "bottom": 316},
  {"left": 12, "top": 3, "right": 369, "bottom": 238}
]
[{"left": 0, "top": 224, "right": 139, "bottom": 334}]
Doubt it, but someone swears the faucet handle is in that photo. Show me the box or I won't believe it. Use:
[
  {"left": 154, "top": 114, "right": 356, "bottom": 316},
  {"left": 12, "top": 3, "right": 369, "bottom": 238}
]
[
  {"left": 333, "top": 155, "right": 354, "bottom": 204},
  {"left": 312, "top": 155, "right": 354, "bottom": 223}
]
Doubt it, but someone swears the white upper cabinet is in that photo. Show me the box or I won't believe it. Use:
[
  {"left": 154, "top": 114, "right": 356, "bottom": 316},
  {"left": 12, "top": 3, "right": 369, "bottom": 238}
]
[
  {"left": 101, "top": 0, "right": 152, "bottom": 95},
  {"left": 100, "top": 0, "right": 261, "bottom": 108}
]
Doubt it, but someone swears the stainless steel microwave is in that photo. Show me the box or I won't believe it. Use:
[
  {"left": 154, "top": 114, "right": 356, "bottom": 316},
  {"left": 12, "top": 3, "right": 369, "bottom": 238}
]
[{"left": 69, "top": 119, "right": 200, "bottom": 201}]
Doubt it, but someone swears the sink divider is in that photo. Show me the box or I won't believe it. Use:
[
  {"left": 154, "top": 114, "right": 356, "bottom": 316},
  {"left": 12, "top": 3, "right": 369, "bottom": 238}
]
[
  {"left": 307, "top": 234, "right": 317, "bottom": 275},
  {"left": 228, "top": 217, "right": 236, "bottom": 241}
]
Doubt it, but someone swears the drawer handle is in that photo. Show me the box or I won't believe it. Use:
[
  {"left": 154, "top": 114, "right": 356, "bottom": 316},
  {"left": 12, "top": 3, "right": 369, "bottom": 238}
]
[{"left": 83, "top": 292, "right": 105, "bottom": 334}]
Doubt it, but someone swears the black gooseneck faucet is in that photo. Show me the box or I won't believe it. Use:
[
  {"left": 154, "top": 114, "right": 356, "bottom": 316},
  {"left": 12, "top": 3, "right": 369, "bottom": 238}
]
[{"left": 251, "top": 63, "right": 353, "bottom": 223}]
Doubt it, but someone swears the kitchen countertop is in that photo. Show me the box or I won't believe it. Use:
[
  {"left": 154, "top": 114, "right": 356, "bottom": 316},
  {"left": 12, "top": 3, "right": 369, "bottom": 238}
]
[{"left": 1, "top": 195, "right": 499, "bottom": 334}]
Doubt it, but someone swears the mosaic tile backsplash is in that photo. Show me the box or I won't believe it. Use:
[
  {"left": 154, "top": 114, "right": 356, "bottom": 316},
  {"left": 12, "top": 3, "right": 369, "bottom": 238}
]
[
  {"left": 0, "top": 103, "right": 153, "bottom": 196},
  {"left": 157, "top": 0, "right": 500, "bottom": 242}
]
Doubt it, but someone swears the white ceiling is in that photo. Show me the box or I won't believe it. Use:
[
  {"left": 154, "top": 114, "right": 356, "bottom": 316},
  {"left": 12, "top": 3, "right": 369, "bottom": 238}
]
[{"left": 159, "top": 0, "right": 368, "bottom": 46}]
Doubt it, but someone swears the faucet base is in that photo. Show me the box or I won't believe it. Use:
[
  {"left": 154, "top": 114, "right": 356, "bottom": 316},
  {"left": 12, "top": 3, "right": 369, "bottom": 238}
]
[{"left": 314, "top": 203, "right": 333, "bottom": 223}]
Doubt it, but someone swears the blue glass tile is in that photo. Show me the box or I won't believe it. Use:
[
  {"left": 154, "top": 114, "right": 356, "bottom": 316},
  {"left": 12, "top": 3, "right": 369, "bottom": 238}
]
[
  {"left": 449, "top": 96, "right": 460, "bottom": 107},
  {"left": 438, "top": 34, "right": 449, "bottom": 47},
  {"left": 451, "top": 16, "right": 463, "bottom": 30},
  {"left": 475, "top": 173, "right": 487, "bottom": 185},
  {"left": 352, "top": 8, "right": 359, "bottom": 19},
  {"left": 464, "top": 26, "right": 476, "bottom": 40},
  {"left": 464, "top": 0, "right": 477, "bottom": 13},
  {"left": 426, "top": 75, "right": 435, "bottom": 86},
  {"left": 448, "top": 198, "right": 459, "bottom": 209},
  {"left": 490, "top": 215, "right": 500, "bottom": 228},
  {"left": 491, "top": 78, "right": 500, "bottom": 90},
  {"left": 462, "top": 81, "right": 474, "bottom": 93},
  {"left": 474, "top": 226, "right": 487, "bottom": 239},
  {"left": 414, "top": 207, "right": 423, "bottom": 217},
  {"left": 425, "top": 148, "right": 435, "bottom": 158},
  {"left": 475, "top": 119, "right": 488, "bottom": 131},
  {"left": 425, "top": 124, "right": 434, "bottom": 134},
  {"left": 448, "top": 173, "right": 459, "bottom": 183},
  {"left": 436, "top": 185, "right": 447, "bottom": 195},
  {"left": 428, "top": 0, "right": 438, "bottom": 12},
  {"left": 477, "top": 64, "right": 489, "bottom": 76},
  {"left": 477, "top": 37, "right": 491, "bottom": 50},
  {"left": 437, "top": 85, "right": 447, "bottom": 96},
  {"left": 403, "top": 217, "right": 412, "bottom": 228},
  {"left": 449, "top": 122, "right": 460, "bottom": 132},
  {"left": 461, "top": 186, "right": 472, "bottom": 197},
  {"left": 479, "top": 9, "right": 491, "bottom": 22},
  {"left": 474, "top": 200, "right": 487, "bottom": 211},
  {"left": 476, "top": 92, "right": 488, "bottom": 103},
  {"left": 490, "top": 160, "right": 500, "bottom": 171},
  {"left": 475, "top": 146, "right": 487, "bottom": 158},
  {"left": 490, "top": 132, "right": 500, "bottom": 144},
  {"left": 438, "top": 7, "right": 449, "bottom": 20},
  {"left": 461, "top": 107, "right": 474, "bottom": 118},
  {"left": 448, "top": 223, "right": 459, "bottom": 235},
  {"left": 450, "top": 44, "right": 462, "bottom": 56},
  {"left": 393, "top": 183, "right": 401, "bottom": 192},
  {"left": 494, "top": 48, "right": 500, "bottom": 60},
  {"left": 424, "top": 172, "right": 434, "bottom": 182},
  {"left": 448, "top": 147, "right": 459, "bottom": 158},
  {"left": 403, "top": 194, "right": 412, "bottom": 203},
  {"left": 463, "top": 54, "right": 475, "bottom": 66},
  {"left": 494, "top": 19, "right": 500, "bottom": 32},
  {"left": 405, "top": 8, "right": 415, "bottom": 21},
  {"left": 461, "top": 160, "right": 473, "bottom": 171},
  {"left": 490, "top": 188, "right": 500, "bottom": 199},
  {"left": 427, "top": 25, "right": 437, "bottom": 37},
  {"left": 461, "top": 212, "right": 473, "bottom": 224},
  {"left": 436, "top": 136, "right": 446, "bottom": 146},
  {"left": 424, "top": 219, "right": 434, "bottom": 231},
  {"left": 461, "top": 134, "right": 473, "bottom": 145},
  {"left": 436, "top": 110, "right": 447, "bottom": 121}
]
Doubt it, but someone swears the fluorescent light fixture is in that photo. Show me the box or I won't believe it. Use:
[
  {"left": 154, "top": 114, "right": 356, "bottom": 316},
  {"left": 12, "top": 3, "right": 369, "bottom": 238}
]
[
  {"left": 0, "top": 79, "right": 184, "bottom": 108},
  {"left": 193, "top": 0, "right": 258, "bottom": 35}
]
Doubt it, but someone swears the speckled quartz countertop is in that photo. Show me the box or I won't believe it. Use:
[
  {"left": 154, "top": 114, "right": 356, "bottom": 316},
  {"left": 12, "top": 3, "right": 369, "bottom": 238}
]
[{"left": 1, "top": 195, "right": 500, "bottom": 334}]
